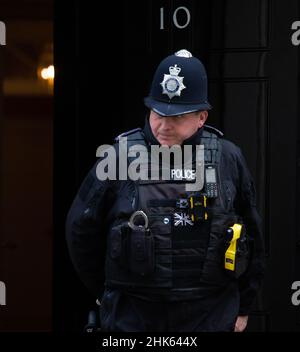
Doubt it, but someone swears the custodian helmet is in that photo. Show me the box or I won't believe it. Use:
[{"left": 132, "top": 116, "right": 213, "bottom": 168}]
[{"left": 144, "top": 49, "right": 212, "bottom": 116}]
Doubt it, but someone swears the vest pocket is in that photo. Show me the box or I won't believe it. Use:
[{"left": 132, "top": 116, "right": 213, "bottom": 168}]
[
  {"left": 109, "top": 224, "right": 130, "bottom": 270},
  {"left": 200, "top": 213, "right": 237, "bottom": 285},
  {"left": 129, "top": 227, "right": 155, "bottom": 276},
  {"left": 211, "top": 214, "right": 249, "bottom": 279},
  {"left": 110, "top": 226, "right": 122, "bottom": 259},
  {"left": 232, "top": 226, "right": 249, "bottom": 278},
  {"left": 109, "top": 223, "right": 155, "bottom": 276}
]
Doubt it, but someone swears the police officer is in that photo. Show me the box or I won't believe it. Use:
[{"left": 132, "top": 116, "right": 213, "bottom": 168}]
[{"left": 66, "top": 49, "right": 265, "bottom": 332}]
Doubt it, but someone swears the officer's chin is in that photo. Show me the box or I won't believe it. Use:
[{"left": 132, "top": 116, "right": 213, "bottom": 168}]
[
  {"left": 157, "top": 136, "right": 177, "bottom": 146},
  {"left": 159, "top": 140, "right": 176, "bottom": 147}
]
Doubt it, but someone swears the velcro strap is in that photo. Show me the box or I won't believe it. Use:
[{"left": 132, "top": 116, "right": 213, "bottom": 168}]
[
  {"left": 147, "top": 199, "right": 190, "bottom": 209},
  {"left": 147, "top": 199, "right": 176, "bottom": 207}
]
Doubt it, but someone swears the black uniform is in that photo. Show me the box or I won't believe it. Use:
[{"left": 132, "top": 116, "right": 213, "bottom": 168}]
[{"left": 66, "top": 120, "right": 265, "bottom": 332}]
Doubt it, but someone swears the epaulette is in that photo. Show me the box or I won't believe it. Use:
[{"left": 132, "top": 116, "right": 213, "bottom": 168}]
[
  {"left": 114, "top": 128, "right": 143, "bottom": 142},
  {"left": 203, "top": 124, "right": 224, "bottom": 137}
]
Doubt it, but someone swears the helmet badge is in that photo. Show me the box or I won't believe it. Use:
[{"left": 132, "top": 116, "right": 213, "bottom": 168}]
[{"left": 160, "top": 64, "right": 186, "bottom": 99}]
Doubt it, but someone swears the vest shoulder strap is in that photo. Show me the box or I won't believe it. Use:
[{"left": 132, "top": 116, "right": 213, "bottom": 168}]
[
  {"left": 203, "top": 124, "right": 224, "bottom": 137},
  {"left": 114, "top": 128, "right": 148, "bottom": 151},
  {"left": 115, "top": 128, "right": 145, "bottom": 142}
]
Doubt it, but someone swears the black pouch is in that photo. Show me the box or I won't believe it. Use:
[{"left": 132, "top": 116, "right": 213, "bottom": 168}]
[
  {"left": 109, "top": 224, "right": 130, "bottom": 270},
  {"left": 129, "top": 227, "right": 155, "bottom": 276},
  {"left": 224, "top": 224, "right": 249, "bottom": 279},
  {"left": 235, "top": 230, "right": 249, "bottom": 278}
]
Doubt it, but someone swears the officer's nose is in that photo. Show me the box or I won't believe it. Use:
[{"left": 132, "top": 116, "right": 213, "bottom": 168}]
[{"left": 159, "top": 117, "right": 174, "bottom": 130}]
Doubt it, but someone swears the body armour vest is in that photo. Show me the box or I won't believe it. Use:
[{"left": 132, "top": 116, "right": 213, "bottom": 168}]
[{"left": 105, "top": 126, "right": 244, "bottom": 292}]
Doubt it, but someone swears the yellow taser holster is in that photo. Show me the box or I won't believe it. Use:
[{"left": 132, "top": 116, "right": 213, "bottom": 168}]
[{"left": 224, "top": 223, "right": 242, "bottom": 271}]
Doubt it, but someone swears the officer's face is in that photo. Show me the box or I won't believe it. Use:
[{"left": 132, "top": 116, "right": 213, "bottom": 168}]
[{"left": 149, "top": 110, "right": 208, "bottom": 146}]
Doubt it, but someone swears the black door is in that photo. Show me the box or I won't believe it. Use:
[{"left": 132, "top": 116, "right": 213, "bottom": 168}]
[{"left": 55, "top": 0, "right": 300, "bottom": 331}]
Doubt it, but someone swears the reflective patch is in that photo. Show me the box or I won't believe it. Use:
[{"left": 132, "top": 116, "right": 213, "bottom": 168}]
[
  {"left": 171, "top": 168, "right": 196, "bottom": 181},
  {"left": 174, "top": 212, "right": 194, "bottom": 226}
]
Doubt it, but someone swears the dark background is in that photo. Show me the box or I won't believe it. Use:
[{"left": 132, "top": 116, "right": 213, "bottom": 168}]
[
  {"left": 0, "top": 0, "right": 53, "bottom": 331},
  {"left": 54, "top": 0, "right": 300, "bottom": 332}
]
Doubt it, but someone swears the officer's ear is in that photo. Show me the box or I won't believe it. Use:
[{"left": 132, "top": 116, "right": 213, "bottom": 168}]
[{"left": 198, "top": 110, "right": 208, "bottom": 128}]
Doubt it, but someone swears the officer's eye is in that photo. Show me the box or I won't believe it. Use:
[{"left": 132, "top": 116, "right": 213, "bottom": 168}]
[{"left": 154, "top": 112, "right": 164, "bottom": 119}]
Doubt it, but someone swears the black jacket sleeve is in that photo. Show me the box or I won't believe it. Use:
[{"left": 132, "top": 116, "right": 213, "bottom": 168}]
[
  {"left": 234, "top": 147, "right": 265, "bottom": 315},
  {"left": 65, "top": 161, "right": 115, "bottom": 298}
]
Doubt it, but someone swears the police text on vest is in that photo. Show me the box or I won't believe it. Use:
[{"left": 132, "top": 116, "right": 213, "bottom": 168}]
[{"left": 171, "top": 168, "right": 196, "bottom": 180}]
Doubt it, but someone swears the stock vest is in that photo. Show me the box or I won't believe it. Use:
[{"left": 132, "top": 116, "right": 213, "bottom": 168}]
[{"left": 105, "top": 126, "right": 242, "bottom": 292}]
